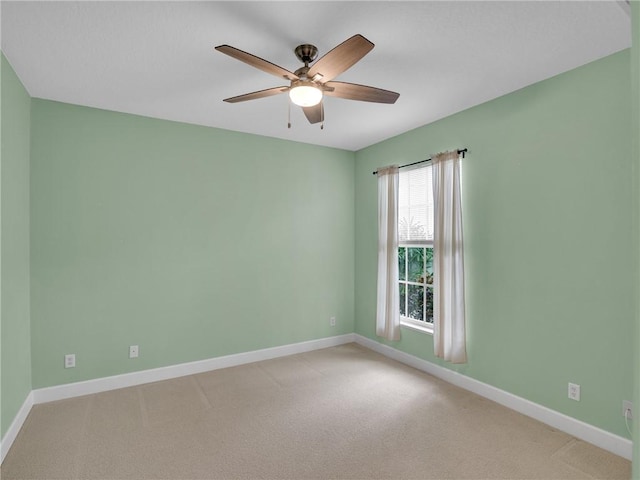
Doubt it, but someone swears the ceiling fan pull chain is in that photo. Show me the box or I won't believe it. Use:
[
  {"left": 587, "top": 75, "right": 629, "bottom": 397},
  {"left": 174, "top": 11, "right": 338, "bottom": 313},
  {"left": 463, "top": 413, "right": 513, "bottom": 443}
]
[
  {"left": 321, "top": 102, "right": 324, "bottom": 130},
  {"left": 287, "top": 99, "right": 291, "bottom": 129}
]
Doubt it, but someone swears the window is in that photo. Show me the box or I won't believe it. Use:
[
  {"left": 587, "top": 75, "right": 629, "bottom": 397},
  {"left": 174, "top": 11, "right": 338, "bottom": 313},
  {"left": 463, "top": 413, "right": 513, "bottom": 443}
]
[{"left": 398, "top": 164, "right": 434, "bottom": 332}]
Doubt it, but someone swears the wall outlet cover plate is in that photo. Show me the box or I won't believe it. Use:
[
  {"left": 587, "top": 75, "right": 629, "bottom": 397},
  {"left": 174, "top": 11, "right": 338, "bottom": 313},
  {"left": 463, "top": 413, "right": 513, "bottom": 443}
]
[
  {"left": 568, "top": 382, "right": 581, "bottom": 401},
  {"left": 64, "top": 354, "right": 76, "bottom": 368}
]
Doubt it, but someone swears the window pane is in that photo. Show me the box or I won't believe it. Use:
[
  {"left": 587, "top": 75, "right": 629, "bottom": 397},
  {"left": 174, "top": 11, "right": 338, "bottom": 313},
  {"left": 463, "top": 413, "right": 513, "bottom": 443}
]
[
  {"left": 425, "top": 287, "right": 434, "bottom": 323},
  {"left": 408, "top": 247, "right": 424, "bottom": 283},
  {"left": 407, "top": 284, "right": 424, "bottom": 321},
  {"left": 399, "top": 283, "right": 406, "bottom": 316},
  {"left": 398, "top": 166, "right": 433, "bottom": 242},
  {"left": 425, "top": 247, "right": 433, "bottom": 284},
  {"left": 398, "top": 247, "right": 406, "bottom": 281}
]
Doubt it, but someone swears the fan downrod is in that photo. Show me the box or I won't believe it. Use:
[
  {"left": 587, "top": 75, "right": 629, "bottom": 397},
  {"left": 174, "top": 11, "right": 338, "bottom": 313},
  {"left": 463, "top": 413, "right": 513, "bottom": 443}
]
[{"left": 294, "top": 44, "right": 318, "bottom": 65}]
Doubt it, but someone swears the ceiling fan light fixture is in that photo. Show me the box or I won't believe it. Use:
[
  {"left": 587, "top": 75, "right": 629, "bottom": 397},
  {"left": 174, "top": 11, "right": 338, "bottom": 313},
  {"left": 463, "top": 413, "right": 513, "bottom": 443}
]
[
  {"left": 289, "top": 81, "right": 322, "bottom": 107},
  {"left": 216, "top": 35, "right": 399, "bottom": 125}
]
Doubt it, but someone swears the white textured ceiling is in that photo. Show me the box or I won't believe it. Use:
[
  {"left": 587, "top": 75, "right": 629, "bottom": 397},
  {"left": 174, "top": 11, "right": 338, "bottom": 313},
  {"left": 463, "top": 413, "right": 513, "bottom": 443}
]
[{"left": 1, "top": 1, "right": 632, "bottom": 151}]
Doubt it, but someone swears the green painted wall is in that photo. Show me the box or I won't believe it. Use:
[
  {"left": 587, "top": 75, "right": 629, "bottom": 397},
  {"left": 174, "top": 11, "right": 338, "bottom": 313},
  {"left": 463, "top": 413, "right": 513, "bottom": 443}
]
[
  {"left": 631, "top": 1, "right": 639, "bottom": 477},
  {"left": 1, "top": 55, "right": 32, "bottom": 437},
  {"left": 30, "top": 100, "right": 354, "bottom": 388},
  {"left": 355, "top": 50, "right": 634, "bottom": 439}
]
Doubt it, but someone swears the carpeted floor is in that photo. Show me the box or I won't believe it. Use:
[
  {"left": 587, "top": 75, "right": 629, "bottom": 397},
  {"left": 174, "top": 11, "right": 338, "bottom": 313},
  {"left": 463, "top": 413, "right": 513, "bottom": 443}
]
[{"left": 0, "top": 343, "right": 631, "bottom": 479}]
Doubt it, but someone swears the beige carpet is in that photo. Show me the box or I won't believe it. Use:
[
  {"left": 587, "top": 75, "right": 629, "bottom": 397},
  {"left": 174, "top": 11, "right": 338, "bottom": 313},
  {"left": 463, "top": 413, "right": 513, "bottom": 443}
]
[{"left": 0, "top": 343, "right": 631, "bottom": 479}]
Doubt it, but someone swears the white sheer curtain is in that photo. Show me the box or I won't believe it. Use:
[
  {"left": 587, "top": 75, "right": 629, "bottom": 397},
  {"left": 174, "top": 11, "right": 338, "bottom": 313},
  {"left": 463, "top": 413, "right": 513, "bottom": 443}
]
[
  {"left": 376, "top": 165, "right": 401, "bottom": 341},
  {"left": 432, "top": 151, "right": 467, "bottom": 363}
]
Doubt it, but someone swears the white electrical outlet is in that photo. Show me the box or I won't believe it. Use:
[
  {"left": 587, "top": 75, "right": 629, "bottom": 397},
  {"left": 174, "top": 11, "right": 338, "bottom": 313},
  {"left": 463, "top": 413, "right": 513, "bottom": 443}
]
[
  {"left": 129, "top": 345, "right": 139, "bottom": 358},
  {"left": 330, "top": 316, "right": 336, "bottom": 327},
  {"left": 64, "top": 354, "right": 76, "bottom": 369},
  {"left": 568, "top": 382, "right": 581, "bottom": 401},
  {"left": 623, "top": 400, "right": 633, "bottom": 419}
]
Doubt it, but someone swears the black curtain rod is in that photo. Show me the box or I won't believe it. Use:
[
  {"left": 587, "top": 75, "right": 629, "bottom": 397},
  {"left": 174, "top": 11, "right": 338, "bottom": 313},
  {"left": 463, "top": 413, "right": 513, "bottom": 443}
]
[{"left": 372, "top": 148, "right": 468, "bottom": 175}]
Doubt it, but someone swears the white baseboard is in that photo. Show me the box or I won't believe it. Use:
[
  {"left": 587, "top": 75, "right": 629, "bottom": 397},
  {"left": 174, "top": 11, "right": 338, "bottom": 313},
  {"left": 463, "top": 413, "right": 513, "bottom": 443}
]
[
  {"left": 33, "top": 333, "right": 355, "bottom": 404},
  {"left": 1, "top": 391, "right": 34, "bottom": 463},
  {"left": 354, "top": 334, "right": 632, "bottom": 460},
  {"left": 5, "top": 333, "right": 630, "bottom": 464}
]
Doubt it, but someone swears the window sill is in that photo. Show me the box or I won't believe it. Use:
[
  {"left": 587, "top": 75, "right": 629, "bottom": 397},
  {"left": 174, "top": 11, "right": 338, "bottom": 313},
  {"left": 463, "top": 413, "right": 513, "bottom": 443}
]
[{"left": 400, "top": 320, "right": 433, "bottom": 335}]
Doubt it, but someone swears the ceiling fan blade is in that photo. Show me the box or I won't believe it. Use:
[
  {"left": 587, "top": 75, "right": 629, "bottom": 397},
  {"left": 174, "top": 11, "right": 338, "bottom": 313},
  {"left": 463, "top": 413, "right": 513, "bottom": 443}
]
[
  {"left": 307, "top": 34, "right": 374, "bottom": 83},
  {"left": 323, "top": 81, "right": 399, "bottom": 104},
  {"left": 223, "top": 86, "right": 289, "bottom": 103},
  {"left": 302, "top": 102, "right": 324, "bottom": 124},
  {"left": 215, "top": 45, "right": 299, "bottom": 81}
]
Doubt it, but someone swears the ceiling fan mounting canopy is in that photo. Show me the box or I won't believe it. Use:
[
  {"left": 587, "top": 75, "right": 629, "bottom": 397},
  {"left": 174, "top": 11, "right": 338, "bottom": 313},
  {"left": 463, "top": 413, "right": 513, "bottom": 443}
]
[
  {"left": 214, "top": 34, "right": 400, "bottom": 125},
  {"left": 294, "top": 44, "right": 318, "bottom": 65}
]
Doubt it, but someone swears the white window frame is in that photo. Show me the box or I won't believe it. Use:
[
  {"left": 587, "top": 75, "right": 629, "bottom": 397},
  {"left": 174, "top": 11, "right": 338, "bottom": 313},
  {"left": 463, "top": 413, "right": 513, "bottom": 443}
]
[{"left": 398, "top": 163, "right": 434, "bottom": 335}]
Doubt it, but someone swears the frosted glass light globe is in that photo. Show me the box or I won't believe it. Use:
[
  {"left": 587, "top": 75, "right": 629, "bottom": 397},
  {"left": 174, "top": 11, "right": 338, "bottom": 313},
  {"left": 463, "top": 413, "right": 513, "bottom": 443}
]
[{"left": 289, "top": 82, "right": 322, "bottom": 107}]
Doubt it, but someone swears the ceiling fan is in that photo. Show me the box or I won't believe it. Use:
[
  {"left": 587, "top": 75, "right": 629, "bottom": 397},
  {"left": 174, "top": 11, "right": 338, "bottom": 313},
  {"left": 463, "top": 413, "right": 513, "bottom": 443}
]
[{"left": 214, "top": 34, "right": 400, "bottom": 127}]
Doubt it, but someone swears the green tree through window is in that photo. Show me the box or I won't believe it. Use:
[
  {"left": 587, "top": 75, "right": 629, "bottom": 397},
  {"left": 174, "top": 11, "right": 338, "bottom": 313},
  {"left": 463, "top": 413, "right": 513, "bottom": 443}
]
[{"left": 398, "top": 246, "right": 433, "bottom": 323}]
